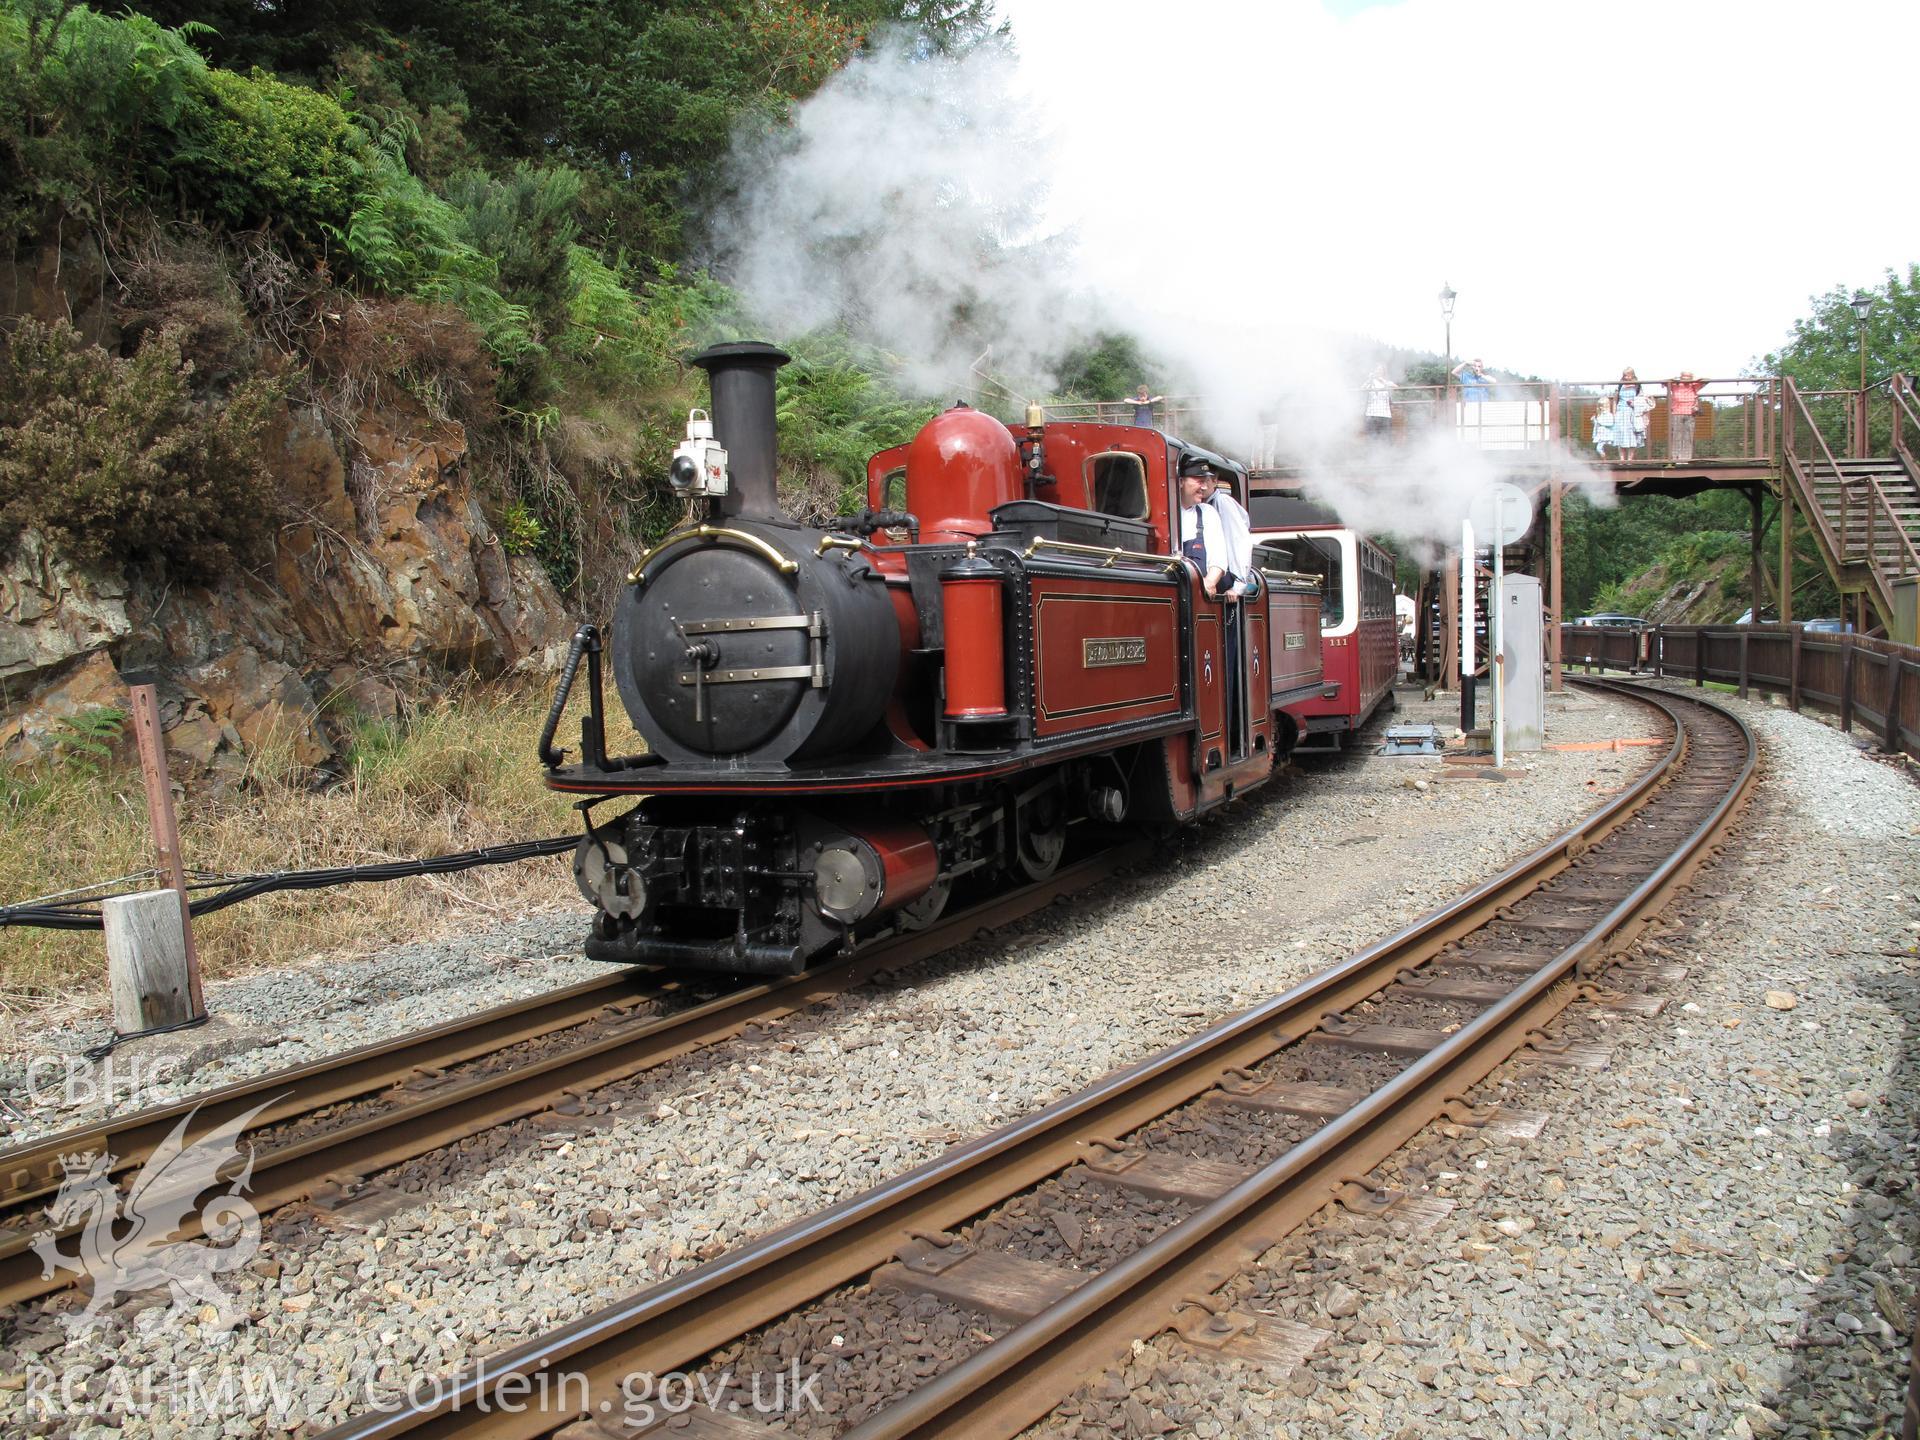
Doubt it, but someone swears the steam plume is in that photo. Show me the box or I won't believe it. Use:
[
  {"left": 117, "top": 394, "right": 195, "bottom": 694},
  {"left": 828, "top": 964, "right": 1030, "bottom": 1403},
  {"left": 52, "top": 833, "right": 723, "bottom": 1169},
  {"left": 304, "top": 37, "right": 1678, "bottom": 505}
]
[{"left": 709, "top": 29, "right": 1613, "bottom": 549}]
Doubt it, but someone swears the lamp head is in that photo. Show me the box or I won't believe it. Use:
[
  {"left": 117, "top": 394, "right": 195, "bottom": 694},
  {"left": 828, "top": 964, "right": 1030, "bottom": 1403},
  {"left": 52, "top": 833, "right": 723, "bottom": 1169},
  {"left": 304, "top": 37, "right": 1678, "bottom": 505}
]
[
  {"left": 1850, "top": 290, "right": 1873, "bottom": 324},
  {"left": 1439, "top": 283, "right": 1458, "bottom": 320}
]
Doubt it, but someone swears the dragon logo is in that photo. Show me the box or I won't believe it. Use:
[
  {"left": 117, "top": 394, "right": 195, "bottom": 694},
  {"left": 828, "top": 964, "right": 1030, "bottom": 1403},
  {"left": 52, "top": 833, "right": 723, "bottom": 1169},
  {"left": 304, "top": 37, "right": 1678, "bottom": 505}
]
[{"left": 32, "top": 1098, "right": 280, "bottom": 1334}]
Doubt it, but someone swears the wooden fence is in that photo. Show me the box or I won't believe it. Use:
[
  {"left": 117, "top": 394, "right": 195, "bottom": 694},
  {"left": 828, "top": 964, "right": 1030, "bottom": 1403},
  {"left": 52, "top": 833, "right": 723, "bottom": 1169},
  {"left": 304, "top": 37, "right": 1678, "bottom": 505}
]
[{"left": 1557, "top": 624, "right": 1920, "bottom": 765}]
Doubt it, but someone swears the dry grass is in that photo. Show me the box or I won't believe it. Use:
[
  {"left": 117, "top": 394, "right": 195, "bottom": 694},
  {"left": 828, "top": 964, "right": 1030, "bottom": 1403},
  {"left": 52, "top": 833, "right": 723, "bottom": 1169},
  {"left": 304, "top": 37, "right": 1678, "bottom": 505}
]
[{"left": 0, "top": 683, "right": 613, "bottom": 1011}]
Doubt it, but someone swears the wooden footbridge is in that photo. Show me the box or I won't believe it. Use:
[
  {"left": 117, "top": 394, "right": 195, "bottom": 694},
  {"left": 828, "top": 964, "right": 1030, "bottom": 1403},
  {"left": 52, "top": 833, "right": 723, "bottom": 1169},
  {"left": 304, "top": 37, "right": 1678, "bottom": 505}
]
[{"left": 1020, "top": 373, "right": 1920, "bottom": 688}]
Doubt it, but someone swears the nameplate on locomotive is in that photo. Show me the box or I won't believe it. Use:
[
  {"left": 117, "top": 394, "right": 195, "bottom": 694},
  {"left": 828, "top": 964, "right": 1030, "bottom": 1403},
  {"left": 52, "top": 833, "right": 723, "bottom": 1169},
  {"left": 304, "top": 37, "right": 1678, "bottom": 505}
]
[
  {"left": 1283, "top": 632, "right": 1306, "bottom": 650},
  {"left": 1083, "top": 637, "right": 1148, "bottom": 668}
]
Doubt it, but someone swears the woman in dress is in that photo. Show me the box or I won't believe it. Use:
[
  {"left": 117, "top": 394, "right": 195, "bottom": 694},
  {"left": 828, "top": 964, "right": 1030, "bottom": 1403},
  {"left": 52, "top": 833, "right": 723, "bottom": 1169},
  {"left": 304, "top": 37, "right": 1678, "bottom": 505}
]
[{"left": 1611, "top": 367, "right": 1642, "bottom": 460}]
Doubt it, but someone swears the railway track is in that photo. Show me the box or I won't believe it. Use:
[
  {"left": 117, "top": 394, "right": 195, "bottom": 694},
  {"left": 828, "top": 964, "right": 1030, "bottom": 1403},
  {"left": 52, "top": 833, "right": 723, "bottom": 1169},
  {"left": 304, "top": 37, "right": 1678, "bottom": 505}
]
[
  {"left": 312, "top": 678, "right": 1755, "bottom": 1440},
  {"left": 0, "top": 844, "right": 1145, "bottom": 1309}
]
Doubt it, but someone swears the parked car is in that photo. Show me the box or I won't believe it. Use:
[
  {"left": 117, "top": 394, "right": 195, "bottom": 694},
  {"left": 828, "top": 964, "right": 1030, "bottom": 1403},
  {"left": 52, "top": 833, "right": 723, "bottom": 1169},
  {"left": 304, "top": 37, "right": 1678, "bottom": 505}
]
[
  {"left": 1734, "top": 608, "right": 1778, "bottom": 624},
  {"left": 1575, "top": 613, "right": 1647, "bottom": 629},
  {"left": 1800, "top": 617, "right": 1854, "bottom": 633}
]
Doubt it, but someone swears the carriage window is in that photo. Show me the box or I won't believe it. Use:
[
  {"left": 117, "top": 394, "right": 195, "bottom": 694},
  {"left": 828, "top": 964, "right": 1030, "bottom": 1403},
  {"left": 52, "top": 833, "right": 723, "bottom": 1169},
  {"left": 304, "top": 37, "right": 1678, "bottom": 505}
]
[
  {"left": 1288, "top": 536, "right": 1346, "bottom": 629},
  {"left": 1085, "top": 452, "right": 1148, "bottom": 520}
]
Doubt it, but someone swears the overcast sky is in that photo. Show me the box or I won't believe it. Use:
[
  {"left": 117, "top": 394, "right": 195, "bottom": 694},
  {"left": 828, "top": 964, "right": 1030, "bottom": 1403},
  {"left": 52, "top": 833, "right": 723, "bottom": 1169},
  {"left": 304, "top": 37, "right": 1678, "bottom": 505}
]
[{"left": 997, "top": 0, "right": 1919, "bottom": 381}]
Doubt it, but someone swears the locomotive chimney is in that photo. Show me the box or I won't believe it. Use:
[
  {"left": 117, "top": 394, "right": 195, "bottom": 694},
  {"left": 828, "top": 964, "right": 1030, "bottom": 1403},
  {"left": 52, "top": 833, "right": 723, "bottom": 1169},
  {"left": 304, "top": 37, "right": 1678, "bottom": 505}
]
[{"left": 692, "top": 341, "right": 791, "bottom": 521}]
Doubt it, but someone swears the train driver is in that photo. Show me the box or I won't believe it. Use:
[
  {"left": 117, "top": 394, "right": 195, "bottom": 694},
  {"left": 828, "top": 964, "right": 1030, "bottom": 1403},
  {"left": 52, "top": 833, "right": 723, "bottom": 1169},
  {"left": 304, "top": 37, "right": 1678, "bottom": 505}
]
[{"left": 1177, "top": 462, "right": 1231, "bottom": 601}]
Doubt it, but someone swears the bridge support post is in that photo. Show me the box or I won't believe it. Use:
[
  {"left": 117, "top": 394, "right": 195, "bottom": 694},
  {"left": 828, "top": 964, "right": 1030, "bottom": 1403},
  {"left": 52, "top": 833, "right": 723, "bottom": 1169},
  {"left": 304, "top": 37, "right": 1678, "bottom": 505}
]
[
  {"left": 1748, "top": 486, "right": 1765, "bottom": 621},
  {"left": 1780, "top": 484, "right": 1794, "bottom": 626}
]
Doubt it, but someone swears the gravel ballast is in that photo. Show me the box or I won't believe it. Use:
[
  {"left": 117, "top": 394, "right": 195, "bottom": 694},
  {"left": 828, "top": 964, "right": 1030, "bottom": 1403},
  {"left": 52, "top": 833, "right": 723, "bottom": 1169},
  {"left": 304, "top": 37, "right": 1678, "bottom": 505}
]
[
  {"left": 1039, "top": 681, "right": 1920, "bottom": 1440},
  {"left": 0, "top": 683, "right": 1662, "bottom": 1437}
]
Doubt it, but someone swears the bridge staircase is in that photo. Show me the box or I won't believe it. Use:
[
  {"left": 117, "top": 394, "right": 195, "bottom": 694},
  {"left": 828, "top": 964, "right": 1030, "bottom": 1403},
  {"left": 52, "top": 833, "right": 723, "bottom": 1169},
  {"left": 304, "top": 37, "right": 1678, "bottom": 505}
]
[{"left": 1780, "top": 375, "right": 1920, "bottom": 632}]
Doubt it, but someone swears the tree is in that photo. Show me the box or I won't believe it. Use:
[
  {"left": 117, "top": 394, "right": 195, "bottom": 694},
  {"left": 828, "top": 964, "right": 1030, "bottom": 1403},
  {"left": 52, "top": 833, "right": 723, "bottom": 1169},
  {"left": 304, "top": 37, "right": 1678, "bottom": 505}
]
[
  {"left": 128, "top": 0, "right": 998, "bottom": 265},
  {"left": 1759, "top": 265, "right": 1920, "bottom": 391},
  {"left": 1050, "top": 333, "right": 1160, "bottom": 405}
]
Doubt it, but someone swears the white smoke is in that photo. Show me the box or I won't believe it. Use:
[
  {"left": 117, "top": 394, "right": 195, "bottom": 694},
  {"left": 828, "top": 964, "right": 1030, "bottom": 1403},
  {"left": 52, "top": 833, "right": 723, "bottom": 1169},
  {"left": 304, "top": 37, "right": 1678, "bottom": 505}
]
[
  {"left": 711, "top": 31, "right": 1109, "bottom": 396},
  {"left": 708, "top": 26, "right": 1617, "bottom": 551}
]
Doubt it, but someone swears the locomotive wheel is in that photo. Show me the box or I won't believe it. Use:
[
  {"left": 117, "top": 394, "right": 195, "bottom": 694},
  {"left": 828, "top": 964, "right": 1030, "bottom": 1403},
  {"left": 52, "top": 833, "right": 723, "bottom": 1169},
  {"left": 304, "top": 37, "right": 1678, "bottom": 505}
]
[
  {"left": 1014, "top": 797, "right": 1067, "bottom": 883},
  {"left": 896, "top": 875, "right": 951, "bottom": 931}
]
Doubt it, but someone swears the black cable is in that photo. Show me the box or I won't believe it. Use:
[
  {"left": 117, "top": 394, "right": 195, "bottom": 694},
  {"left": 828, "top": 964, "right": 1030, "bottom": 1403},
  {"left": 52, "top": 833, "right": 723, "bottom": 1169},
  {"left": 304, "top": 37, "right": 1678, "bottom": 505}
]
[
  {"left": 82, "top": 1013, "right": 210, "bottom": 1061},
  {"left": 0, "top": 834, "right": 578, "bottom": 931}
]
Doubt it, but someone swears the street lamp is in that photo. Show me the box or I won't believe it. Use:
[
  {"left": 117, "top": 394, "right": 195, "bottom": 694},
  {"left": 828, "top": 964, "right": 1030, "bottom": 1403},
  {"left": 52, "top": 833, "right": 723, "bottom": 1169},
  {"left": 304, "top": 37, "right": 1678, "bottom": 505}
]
[
  {"left": 1850, "top": 289, "right": 1872, "bottom": 394},
  {"left": 1850, "top": 290, "right": 1872, "bottom": 457},
  {"left": 1439, "top": 282, "right": 1458, "bottom": 366}
]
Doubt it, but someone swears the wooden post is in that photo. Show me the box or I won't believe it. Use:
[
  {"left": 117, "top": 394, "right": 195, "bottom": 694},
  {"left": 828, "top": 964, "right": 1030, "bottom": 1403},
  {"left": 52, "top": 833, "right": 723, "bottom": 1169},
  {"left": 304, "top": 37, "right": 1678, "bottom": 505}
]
[
  {"left": 1737, "top": 630, "right": 1750, "bottom": 699},
  {"left": 126, "top": 683, "right": 205, "bottom": 1028},
  {"left": 1549, "top": 474, "right": 1564, "bottom": 691},
  {"left": 1440, "top": 549, "right": 1459, "bottom": 694},
  {"left": 1886, "top": 652, "right": 1905, "bottom": 753},
  {"left": 1748, "top": 485, "right": 1764, "bottom": 619},
  {"left": 1695, "top": 631, "right": 1707, "bottom": 688},
  {"left": 1652, "top": 626, "right": 1664, "bottom": 679},
  {"left": 1840, "top": 639, "right": 1856, "bottom": 732},
  {"left": 104, "top": 890, "right": 198, "bottom": 1033},
  {"left": 1780, "top": 483, "right": 1794, "bottom": 626},
  {"left": 1789, "top": 624, "right": 1803, "bottom": 711}
]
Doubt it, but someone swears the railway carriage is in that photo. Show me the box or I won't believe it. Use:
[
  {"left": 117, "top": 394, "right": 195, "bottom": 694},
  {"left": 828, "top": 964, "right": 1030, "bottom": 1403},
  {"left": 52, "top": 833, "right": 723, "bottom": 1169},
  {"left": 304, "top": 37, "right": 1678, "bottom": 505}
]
[
  {"left": 542, "top": 342, "right": 1343, "bottom": 974},
  {"left": 1250, "top": 499, "right": 1399, "bottom": 746}
]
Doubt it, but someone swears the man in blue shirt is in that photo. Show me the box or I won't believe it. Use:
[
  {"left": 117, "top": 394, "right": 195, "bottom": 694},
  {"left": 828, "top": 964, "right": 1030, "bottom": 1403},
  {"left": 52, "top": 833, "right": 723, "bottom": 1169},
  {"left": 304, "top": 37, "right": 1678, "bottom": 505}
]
[{"left": 1451, "top": 358, "right": 1492, "bottom": 402}]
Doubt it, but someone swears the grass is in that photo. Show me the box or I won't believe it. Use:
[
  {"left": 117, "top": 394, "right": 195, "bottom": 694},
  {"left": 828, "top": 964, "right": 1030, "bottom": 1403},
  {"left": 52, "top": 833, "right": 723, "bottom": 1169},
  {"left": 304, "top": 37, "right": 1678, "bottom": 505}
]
[{"left": 0, "top": 683, "right": 613, "bottom": 1010}]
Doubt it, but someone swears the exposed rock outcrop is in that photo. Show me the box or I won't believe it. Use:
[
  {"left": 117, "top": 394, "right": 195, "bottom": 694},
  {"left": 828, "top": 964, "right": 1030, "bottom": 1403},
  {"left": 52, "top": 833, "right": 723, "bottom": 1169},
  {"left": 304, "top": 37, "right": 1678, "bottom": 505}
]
[
  {"left": 272, "top": 398, "right": 571, "bottom": 679},
  {"left": 0, "top": 394, "right": 574, "bottom": 780},
  {"left": 0, "top": 532, "right": 132, "bottom": 687}
]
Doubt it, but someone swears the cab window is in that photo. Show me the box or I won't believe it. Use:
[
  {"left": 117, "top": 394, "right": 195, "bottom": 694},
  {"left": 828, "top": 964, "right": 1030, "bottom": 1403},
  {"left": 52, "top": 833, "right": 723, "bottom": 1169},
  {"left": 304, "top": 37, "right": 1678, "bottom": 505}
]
[{"left": 1085, "top": 451, "right": 1148, "bottom": 520}]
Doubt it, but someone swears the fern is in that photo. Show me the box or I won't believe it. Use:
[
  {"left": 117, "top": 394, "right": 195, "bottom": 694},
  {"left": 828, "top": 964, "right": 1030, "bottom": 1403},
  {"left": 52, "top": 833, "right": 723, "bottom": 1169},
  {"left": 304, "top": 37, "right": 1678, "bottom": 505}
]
[{"left": 52, "top": 705, "right": 127, "bottom": 776}]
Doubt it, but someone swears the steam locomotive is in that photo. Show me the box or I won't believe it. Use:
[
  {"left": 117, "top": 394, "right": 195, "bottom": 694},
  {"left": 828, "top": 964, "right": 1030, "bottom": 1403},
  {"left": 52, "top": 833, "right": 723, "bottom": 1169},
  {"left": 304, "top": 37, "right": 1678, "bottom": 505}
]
[{"left": 540, "top": 341, "right": 1369, "bottom": 974}]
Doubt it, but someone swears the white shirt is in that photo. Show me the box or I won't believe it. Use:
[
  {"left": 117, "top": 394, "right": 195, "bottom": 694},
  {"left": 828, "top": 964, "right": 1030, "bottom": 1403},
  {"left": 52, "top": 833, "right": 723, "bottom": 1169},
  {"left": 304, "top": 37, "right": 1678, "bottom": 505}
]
[
  {"left": 1364, "top": 378, "right": 1396, "bottom": 419},
  {"left": 1179, "top": 503, "right": 1228, "bottom": 570},
  {"left": 1207, "top": 491, "right": 1255, "bottom": 578}
]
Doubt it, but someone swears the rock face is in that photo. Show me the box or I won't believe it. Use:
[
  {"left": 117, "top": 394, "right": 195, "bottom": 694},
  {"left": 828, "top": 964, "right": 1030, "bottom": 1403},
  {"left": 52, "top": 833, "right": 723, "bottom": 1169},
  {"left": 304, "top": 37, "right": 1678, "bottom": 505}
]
[
  {"left": 0, "top": 532, "right": 133, "bottom": 686},
  {"left": 0, "top": 394, "right": 574, "bottom": 780}
]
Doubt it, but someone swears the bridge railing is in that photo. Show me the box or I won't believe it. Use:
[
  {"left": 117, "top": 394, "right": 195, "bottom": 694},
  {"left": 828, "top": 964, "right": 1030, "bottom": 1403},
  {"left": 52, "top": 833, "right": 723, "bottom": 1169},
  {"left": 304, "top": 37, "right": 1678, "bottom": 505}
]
[
  {"left": 1555, "top": 378, "right": 1779, "bottom": 465},
  {"left": 1558, "top": 622, "right": 1920, "bottom": 764},
  {"left": 1873, "top": 374, "right": 1920, "bottom": 477},
  {"left": 1793, "top": 388, "right": 1862, "bottom": 460},
  {"left": 1036, "top": 396, "right": 1213, "bottom": 434},
  {"left": 1251, "top": 378, "right": 1781, "bottom": 469}
]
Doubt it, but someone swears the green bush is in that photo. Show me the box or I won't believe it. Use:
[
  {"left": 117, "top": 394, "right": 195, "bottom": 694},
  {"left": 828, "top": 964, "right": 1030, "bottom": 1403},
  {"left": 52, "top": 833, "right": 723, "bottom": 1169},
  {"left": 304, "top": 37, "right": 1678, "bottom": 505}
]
[
  {"left": 0, "top": 317, "right": 281, "bottom": 579},
  {"left": 177, "top": 65, "right": 360, "bottom": 239},
  {"left": 494, "top": 498, "right": 543, "bottom": 555},
  {"left": 773, "top": 331, "right": 940, "bottom": 520}
]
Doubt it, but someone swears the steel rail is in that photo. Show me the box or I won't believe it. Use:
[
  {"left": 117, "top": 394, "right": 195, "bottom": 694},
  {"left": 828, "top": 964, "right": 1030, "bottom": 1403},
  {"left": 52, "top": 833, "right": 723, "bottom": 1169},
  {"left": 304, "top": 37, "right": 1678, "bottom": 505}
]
[
  {"left": 848, "top": 681, "right": 1757, "bottom": 1438},
  {"left": 0, "top": 966, "right": 672, "bottom": 1208},
  {"left": 0, "top": 847, "right": 1142, "bottom": 1309},
  {"left": 314, "top": 680, "right": 1707, "bottom": 1440}
]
